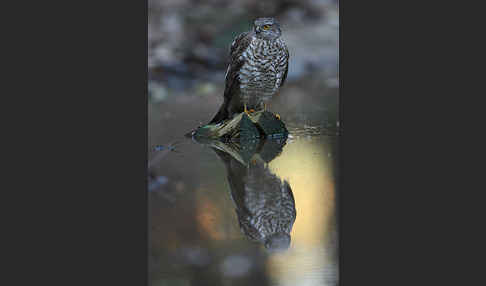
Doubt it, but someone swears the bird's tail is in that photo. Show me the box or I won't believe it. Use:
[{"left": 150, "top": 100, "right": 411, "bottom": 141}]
[{"left": 209, "top": 99, "right": 229, "bottom": 124}]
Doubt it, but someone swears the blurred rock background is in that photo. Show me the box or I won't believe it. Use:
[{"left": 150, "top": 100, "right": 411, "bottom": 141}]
[{"left": 148, "top": 0, "right": 339, "bottom": 105}]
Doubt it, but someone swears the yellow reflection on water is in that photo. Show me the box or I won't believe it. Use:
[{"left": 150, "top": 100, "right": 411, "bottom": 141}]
[{"left": 266, "top": 137, "right": 337, "bottom": 286}]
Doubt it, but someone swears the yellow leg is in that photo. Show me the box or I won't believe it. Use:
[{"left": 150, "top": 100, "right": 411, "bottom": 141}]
[
  {"left": 264, "top": 103, "right": 267, "bottom": 111},
  {"left": 245, "top": 104, "right": 255, "bottom": 114}
]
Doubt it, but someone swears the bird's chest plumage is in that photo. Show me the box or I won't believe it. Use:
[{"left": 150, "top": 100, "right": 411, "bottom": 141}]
[
  {"left": 242, "top": 168, "right": 296, "bottom": 239},
  {"left": 239, "top": 38, "right": 284, "bottom": 104}
]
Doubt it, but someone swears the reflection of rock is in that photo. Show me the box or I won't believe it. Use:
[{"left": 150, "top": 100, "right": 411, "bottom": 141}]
[
  {"left": 210, "top": 137, "right": 296, "bottom": 251},
  {"left": 258, "top": 135, "right": 287, "bottom": 163}
]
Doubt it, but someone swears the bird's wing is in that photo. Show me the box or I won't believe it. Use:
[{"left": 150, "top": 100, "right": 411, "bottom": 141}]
[
  {"left": 223, "top": 31, "right": 252, "bottom": 100},
  {"left": 279, "top": 43, "right": 290, "bottom": 88}
]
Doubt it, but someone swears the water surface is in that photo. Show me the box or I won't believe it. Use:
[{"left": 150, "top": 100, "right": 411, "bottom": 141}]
[{"left": 149, "top": 87, "right": 339, "bottom": 286}]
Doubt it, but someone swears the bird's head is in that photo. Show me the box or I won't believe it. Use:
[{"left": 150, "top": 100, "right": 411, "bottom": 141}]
[{"left": 253, "top": 17, "right": 281, "bottom": 40}]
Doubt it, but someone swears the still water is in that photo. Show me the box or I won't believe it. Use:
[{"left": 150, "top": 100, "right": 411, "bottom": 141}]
[{"left": 149, "top": 89, "right": 339, "bottom": 286}]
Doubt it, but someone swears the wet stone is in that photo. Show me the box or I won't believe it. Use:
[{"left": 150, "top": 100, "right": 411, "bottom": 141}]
[
  {"left": 188, "top": 110, "right": 288, "bottom": 141},
  {"left": 257, "top": 137, "right": 287, "bottom": 163},
  {"left": 251, "top": 111, "right": 288, "bottom": 138}
]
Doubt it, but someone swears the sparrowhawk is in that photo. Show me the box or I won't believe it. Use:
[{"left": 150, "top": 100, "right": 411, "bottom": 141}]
[{"left": 209, "top": 17, "right": 289, "bottom": 124}]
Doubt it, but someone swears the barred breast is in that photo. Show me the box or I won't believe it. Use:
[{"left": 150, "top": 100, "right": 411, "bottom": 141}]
[
  {"left": 243, "top": 166, "right": 296, "bottom": 241},
  {"left": 239, "top": 37, "right": 288, "bottom": 109}
]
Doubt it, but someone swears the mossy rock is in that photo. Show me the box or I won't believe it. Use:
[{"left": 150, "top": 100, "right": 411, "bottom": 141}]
[{"left": 187, "top": 111, "right": 288, "bottom": 141}]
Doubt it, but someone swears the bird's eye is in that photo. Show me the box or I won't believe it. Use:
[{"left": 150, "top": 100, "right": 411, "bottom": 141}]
[{"left": 262, "top": 25, "right": 270, "bottom": 30}]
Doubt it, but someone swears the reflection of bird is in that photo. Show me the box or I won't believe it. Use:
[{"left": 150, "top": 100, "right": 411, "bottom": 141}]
[
  {"left": 212, "top": 138, "right": 296, "bottom": 251},
  {"left": 236, "top": 161, "right": 296, "bottom": 251},
  {"left": 209, "top": 17, "right": 289, "bottom": 124}
]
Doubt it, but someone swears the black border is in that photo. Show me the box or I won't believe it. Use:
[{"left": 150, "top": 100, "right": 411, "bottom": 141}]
[{"left": 13, "top": 1, "right": 149, "bottom": 285}]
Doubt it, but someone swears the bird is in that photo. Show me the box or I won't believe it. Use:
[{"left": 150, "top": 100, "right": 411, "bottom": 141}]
[
  {"left": 211, "top": 139, "right": 296, "bottom": 251},
  {"left": 209, "top": 17, "right": 289, "bottom": 124},
  {"left": 233, "top": 161, "right": 296, "bottom": 251}
]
